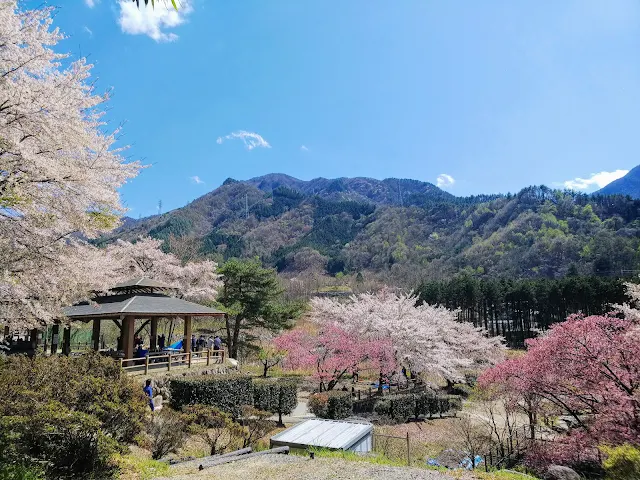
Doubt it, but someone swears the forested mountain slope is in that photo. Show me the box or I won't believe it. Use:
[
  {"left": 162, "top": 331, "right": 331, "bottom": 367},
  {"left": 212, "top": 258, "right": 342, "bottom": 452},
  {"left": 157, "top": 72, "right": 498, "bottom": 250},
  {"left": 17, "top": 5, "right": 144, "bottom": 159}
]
[
  {"left": 104, "top": 175, "right": 640, "bottom": 288},
  {"left": 595, "top": 165, "right": 640, "bottom": 198}
]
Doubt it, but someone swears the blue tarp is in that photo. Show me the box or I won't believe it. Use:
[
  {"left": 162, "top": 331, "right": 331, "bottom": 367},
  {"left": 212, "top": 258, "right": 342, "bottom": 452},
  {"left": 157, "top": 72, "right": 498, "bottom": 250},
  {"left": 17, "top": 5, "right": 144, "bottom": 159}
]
[{"left": 164, "top": 340, "right": 182, "bottom": 351}]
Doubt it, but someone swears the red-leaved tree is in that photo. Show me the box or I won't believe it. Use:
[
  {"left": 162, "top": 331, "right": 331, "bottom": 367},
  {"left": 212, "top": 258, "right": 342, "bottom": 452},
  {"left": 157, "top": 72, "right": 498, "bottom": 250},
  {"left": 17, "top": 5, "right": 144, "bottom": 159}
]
[
  {"left": 275, "top": 324, "right": 396, "bottom": 391},
  {"left": 479, "top": 313, "right": 640, "bottom": 470}
]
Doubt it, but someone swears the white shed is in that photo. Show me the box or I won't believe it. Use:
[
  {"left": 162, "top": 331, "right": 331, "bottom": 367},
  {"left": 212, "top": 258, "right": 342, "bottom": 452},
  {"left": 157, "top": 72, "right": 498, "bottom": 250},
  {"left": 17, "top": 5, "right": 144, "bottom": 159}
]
[{"left": 269, "top": 419, "right": 373, "bottom": 453}]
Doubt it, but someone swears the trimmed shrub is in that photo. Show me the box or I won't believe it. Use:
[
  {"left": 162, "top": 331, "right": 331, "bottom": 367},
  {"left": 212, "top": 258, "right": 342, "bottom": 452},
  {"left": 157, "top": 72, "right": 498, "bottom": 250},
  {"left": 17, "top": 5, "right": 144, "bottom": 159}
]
[
  {"left": 253, "top": 379, "right": 298, "bottom": 426},
  {"left": 373, "top": 398, "right": 391, "bottom": 417},
  {"left": 387, "top": 395, "right": 416, "bottom": 422},
  {"left": 169, "top": 375, "right": 253, "bottom": 418},
  {"left": 414, "top": 391, "right": 436, "bottom": 419},
  {"left": 309, "top": 391, "right": 352, "bottom": 419}
]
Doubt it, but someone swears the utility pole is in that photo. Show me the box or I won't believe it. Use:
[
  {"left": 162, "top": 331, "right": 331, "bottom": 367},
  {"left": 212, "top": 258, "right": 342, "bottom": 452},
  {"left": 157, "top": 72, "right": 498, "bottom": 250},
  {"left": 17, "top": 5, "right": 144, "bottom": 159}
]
[
  {"left": 398, "top": 181, "right": 403, "bottom": 206},
  {"left": 245, "top": 193, "right": 249, "bottom": 219},
  {"left": 158, "top": 200, "right": 162, "bottom": 215}
]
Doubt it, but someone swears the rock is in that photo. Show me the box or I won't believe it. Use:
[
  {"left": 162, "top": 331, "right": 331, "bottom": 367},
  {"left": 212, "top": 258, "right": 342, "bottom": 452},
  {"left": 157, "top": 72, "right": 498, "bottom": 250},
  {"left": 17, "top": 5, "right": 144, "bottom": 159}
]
[
  {"left": 545, "top": 465, "right": 580, "bottom": 480},
  {"left": 228, "top": 358, "right": 239, "bottom": 368}
]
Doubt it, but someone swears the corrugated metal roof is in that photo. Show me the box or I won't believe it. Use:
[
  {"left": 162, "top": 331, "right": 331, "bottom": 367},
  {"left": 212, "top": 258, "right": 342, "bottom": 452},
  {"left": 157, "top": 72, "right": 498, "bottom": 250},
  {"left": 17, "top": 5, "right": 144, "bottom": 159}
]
[
  {"left": 270, "top": 419, "right": 372, "bottom": 450},
  {"left": 64, "top": 294, "right": 225, "bottom": 319}
]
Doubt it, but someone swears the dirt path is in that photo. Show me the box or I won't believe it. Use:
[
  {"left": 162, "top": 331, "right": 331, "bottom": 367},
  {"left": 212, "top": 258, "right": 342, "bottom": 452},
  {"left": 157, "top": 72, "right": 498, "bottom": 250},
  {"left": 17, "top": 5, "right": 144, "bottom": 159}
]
[{"left": 158, "top": 454, "right": 479, "bottom": 480}]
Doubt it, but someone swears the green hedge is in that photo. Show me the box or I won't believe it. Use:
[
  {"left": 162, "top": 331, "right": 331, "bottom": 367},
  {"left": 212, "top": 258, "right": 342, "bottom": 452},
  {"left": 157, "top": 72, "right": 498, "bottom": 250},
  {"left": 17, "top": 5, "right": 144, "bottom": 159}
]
[
  {"left": 372, "top": 392, "right": 462, "bottom": 422},
  {"left": 253, "top": 379, "right": 298, "bottom": 425},
  {"left": 308, "top": 391, "right": 353, "bottom": 419},
  {"left": 170, "top": 376, "right": 253, "bottom": 418}
]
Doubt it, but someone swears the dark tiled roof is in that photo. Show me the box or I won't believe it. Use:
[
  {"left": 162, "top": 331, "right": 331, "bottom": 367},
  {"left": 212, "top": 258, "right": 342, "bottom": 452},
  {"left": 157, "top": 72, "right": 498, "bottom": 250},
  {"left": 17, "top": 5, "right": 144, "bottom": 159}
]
[
  {"left": 111, "top": 278, "right": 178, "bottom": 290},
  {"left": 64, "top": 293, "right": 224, "bottom": 319}
]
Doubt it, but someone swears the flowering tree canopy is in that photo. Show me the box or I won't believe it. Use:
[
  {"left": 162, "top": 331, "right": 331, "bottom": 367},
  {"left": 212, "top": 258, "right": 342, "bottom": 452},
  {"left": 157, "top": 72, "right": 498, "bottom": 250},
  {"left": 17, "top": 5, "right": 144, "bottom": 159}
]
[
  {"left": 479, "top": 286, "right": 640, "bottom": 468},
  {"left": 0, "top": 2, "right": 140, "bottom": 326},
  {"left": 310, "top": 291, "right": 504, "bottom": 385},
  {"left": 275, "top": 323, "right": 396, "bottom": 391},
  {"left": 105, "top": 237, "right": 220, "bottom": 303}
]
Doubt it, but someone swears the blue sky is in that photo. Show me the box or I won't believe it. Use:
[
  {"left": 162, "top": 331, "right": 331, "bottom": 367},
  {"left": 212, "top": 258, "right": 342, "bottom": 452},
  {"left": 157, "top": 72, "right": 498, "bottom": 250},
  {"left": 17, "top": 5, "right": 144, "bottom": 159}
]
[{"left": 34, "top": 0, "right": 640, "bottom": 216}]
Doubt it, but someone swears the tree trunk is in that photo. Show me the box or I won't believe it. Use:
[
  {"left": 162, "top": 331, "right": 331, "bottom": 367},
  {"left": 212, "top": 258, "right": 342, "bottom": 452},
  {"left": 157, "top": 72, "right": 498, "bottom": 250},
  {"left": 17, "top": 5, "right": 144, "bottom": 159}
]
[{"left": 262, "top": 362, "right": 268, "bottom": 378}]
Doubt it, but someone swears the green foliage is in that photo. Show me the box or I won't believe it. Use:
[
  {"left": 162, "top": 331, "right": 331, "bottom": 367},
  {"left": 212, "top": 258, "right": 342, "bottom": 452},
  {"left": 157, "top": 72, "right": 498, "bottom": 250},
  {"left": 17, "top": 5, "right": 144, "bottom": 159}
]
[
  {"left": 308, "top": 391, "right": 353, "bottom": 419},
  {"left": 0, "top": 353, "right": 146, "bottom": 479},
  {"left": 146, "top": 409, "right": 191, "bottom": 460},
  {"left": 417, "top": 275, "right": 628, "bottom": 347},
  {"left": 601, "top": 444, "right": 640, "bottom": 480},
  {"left": 201, "top": 231, "right": 244, "bottom": 259},
  {"left": 217, "top": 258, "right": 301, "bottom": 357},
  {"left": 182, "top": 405, "right": 244, "bottom": 455},
  {"left": 252, "top": 379, "right": 298, "bottom": 425},
  {"left": 361, "top": 392, "right": 461, "bottom": 422},
  {"left": 169, "top": 375, "right": 254, "bottom": 418},
  {"left": 148, "top": 215, "right": 192, "bottom": 242},
  {"left": 0, "top": 464, "right": 44, "bottom": 480}
]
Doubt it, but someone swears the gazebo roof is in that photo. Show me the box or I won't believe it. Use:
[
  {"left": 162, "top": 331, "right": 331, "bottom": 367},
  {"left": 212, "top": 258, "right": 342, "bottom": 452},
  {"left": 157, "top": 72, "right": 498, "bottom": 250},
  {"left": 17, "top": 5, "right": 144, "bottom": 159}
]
[
  {"left": 64, "top": 278, "right": 224, "bottom": 320},
  {"left": 110, "top": 277, "right": 179, "bottom": 292},
  {"left": 64, "top": 294, "right": 224, "bottom": 319}
]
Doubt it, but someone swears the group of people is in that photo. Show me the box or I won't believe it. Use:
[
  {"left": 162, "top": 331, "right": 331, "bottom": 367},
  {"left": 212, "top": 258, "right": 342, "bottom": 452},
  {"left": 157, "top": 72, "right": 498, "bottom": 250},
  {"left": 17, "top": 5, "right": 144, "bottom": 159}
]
[{"left": 190, "top": 334, "right": 222, "bottom": 353}]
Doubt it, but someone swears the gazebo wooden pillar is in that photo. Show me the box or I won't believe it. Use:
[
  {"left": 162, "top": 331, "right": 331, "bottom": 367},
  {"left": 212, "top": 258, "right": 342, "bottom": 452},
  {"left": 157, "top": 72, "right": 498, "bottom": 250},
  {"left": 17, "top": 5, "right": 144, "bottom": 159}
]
[
  {"left": 3, "top": 325, "right": 9, "bottom": 339},
  {"left": 92, "top": 319, "right": 101, "bottom": 351},
  {"left": 150, "top": 318, "right": 158, "bottom": 351},
  {"left": 29, "top": 328, "right": 38, "bottom": 349},
  {"left": 50, "top": 324, "right": 59, "bottom": 354},
  {"left": 183, "top": 315, "right": 192, "bottom": 354},
  {"left": 62, "top": 326, "right": 71, "bottom": 356},
  {"left": 122, "top": 315, "right": 135, "bottom": 360}
]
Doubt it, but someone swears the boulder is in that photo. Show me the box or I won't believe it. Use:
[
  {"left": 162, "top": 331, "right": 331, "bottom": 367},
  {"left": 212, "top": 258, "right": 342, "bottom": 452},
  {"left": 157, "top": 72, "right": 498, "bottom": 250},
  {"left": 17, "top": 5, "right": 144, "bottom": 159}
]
[{"left": 545, "top": 465, "right": 580, "bottom": 480}]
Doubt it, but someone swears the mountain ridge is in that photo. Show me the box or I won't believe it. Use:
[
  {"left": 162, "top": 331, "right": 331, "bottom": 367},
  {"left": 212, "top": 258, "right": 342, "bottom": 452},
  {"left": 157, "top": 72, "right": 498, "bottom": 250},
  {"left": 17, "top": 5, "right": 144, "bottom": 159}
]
[{"left": 107, "top": 173, "right": 640, "bottom": 290}]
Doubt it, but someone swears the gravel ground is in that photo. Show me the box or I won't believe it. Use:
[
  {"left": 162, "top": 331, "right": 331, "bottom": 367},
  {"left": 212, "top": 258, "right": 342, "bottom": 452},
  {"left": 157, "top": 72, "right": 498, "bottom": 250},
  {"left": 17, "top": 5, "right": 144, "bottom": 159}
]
[{"left": 156, "top": 453, "right": 477, "bottom": 480}]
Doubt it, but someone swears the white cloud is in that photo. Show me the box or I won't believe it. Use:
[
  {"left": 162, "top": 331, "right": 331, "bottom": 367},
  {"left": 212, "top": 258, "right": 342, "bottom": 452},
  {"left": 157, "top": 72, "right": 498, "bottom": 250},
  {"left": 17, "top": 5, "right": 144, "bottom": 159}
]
[
  {"left": 300, "top": 145, "right": 309, "bottom": 152},
  {"left": 85, "top": 0, "right": 98, "bottom": 7},
  {"left": 117, "top": 0, "right": 193, "bottom": 43},
  {"left": 216, "top": 131, "right": 271, "bottom": 150},
  {"left": 563, "top": 169, "right": 628, "bottom": 191},
  {"left": 190, "top": 175, "right": 204, "bottom": 185},
  {"left": 436, "top": 174, "right": 455, "bottom": 189},
  {"left": 83, "top": 26, "right": 93, "bottom": 36}
]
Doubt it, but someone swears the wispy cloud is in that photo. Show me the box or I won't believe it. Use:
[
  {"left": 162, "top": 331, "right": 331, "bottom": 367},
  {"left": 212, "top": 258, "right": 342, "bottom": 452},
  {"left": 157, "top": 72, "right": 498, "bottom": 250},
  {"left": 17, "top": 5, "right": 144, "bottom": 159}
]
[
  {"left": 216, "top": 131, "right": 271, "bottom": 150},
  {"left": 563, "top": 169, "right": 628, "bottom": 191},
  {"left": 117, "top": 0, "right": 193, "bottom": 43},
  {"left": 190, "top": 175, "right": 204, "bottom": 185},
  {"left": 85, "top": 0, "right": 98, "bottom": 7},
  {"left": 300, "top": 145, "right": 309, "bottom": 152},
  {"left": 436, "top": 174, "right": 455, "bottom": 189},
  {"left": 83, "top": 26, "right": 93, "bottom": 36}
]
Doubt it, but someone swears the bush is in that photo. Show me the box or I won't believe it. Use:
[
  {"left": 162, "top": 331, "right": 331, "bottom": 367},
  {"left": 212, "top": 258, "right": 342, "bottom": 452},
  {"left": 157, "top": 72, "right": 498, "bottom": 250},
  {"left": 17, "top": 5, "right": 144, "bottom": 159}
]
[
  {"left": 253, "top": 379, "right": 298, "bottom": 426},
  {"left": 0, "top": 402, "right": 121, "bottom": 479},
  {"left": 183, "top": 405, "right": 244, "bottom": 455},
  {"left": 146, "top": 409, "right": 191, "bottom": 460},
  {"left": 308, "top": 391, "right": 352, "bottom": 419},
  {"left": 602, "top": 444, "right": 640, "bottom": 480},
  {"left": 239, "top": 406, "right": 275, "bottom": 448},
  {"left": 169, "top": 375, "right": 253, "bottom": 418},
  {"left": 0, "top": 353, "right": 146, "bottom": 479},
  {"left": 387, "top": 395, "right": 416, "bottom": 422}
]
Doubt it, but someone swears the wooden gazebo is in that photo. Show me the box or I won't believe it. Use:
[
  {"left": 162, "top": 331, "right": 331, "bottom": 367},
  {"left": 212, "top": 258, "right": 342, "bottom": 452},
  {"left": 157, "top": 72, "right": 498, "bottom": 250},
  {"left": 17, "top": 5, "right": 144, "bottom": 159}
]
[{"left": 63, "top": 278, "right": 225, "bottom": 360}]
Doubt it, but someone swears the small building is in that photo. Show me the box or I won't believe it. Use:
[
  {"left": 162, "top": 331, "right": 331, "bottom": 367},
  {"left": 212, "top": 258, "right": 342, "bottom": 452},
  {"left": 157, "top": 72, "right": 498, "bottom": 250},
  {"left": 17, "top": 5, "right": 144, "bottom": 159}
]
[{"left": 269, "top": 419, "right": 373, "bottom": 453}]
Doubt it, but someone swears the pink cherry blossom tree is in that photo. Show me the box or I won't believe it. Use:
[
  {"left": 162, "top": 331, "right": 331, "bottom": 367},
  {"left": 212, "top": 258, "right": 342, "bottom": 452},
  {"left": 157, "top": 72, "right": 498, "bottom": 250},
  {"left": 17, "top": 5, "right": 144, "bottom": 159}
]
[
  {"left": 479, "top": 310, "right": 640, "bottom": 470},
  {"left": 310, "top": 290, "right": 504, "bottom": 388},
  {"left": 0, "top": 2, "right": 141, "bottom": 327},
  {"left": 275, "top": 324, "right": 396, "bottom": 391}
]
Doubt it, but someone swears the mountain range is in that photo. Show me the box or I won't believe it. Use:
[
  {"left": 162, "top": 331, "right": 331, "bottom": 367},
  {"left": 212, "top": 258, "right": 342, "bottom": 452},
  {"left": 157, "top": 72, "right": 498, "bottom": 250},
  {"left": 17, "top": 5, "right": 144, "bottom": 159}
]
[
  {"left": 595, "top": 165, "right": 640, "bottom": 198},
  {"left": 104, "top": 172, "right": 640, "bottom": 290}
]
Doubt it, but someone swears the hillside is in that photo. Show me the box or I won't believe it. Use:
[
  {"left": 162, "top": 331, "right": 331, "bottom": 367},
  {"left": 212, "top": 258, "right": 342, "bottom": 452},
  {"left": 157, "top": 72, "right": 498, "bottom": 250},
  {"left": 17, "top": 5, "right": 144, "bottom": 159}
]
[
  {"left": 595, "top": 165, "right": 640, "bottom": 198},
  {"left": 103, "top": 175, "right": 640, "bottom": 289}
]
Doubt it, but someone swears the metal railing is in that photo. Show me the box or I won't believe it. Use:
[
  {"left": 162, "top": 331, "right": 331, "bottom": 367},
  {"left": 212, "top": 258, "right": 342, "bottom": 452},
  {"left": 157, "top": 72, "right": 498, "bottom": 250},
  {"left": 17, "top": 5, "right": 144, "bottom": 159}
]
[{"left": 119, "top": 349, "right": 225, "bottom": 374}]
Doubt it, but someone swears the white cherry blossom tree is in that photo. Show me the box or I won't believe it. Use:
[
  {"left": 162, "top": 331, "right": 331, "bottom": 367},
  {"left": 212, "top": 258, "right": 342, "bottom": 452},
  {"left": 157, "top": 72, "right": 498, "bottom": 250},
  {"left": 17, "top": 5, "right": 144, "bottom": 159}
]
[
  {"left": 1, "top": 2, "right": 140, "bottom": 326},
  {"left": 310, "top": 290, "right": 505, "bottom": 386}
]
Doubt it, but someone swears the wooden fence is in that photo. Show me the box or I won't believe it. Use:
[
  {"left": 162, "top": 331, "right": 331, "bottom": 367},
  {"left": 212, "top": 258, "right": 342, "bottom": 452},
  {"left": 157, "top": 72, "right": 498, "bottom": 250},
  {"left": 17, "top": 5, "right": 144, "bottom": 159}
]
[{"left": 119, "top": 349, "right": 225, "bottom": 374}]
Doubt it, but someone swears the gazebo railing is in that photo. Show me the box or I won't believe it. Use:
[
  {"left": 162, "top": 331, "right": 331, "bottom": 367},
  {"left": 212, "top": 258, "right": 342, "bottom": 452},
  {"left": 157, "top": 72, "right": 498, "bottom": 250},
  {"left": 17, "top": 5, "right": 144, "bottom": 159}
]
[{"left": 119, "top": 349, "right": 225, "bottom": 374}]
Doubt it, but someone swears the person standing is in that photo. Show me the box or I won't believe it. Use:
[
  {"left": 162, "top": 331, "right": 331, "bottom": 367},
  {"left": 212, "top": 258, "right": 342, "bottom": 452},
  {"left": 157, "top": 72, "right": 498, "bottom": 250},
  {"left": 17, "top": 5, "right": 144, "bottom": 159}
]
[
  {"left": 191, "top": 334, "right": 196, "bottom": 352},
  {"left": 207, "top": 336, "right": 214, "bottom": 350},
  {"left": 143, "top": 379, "right": 154, "bottom": 412}
]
